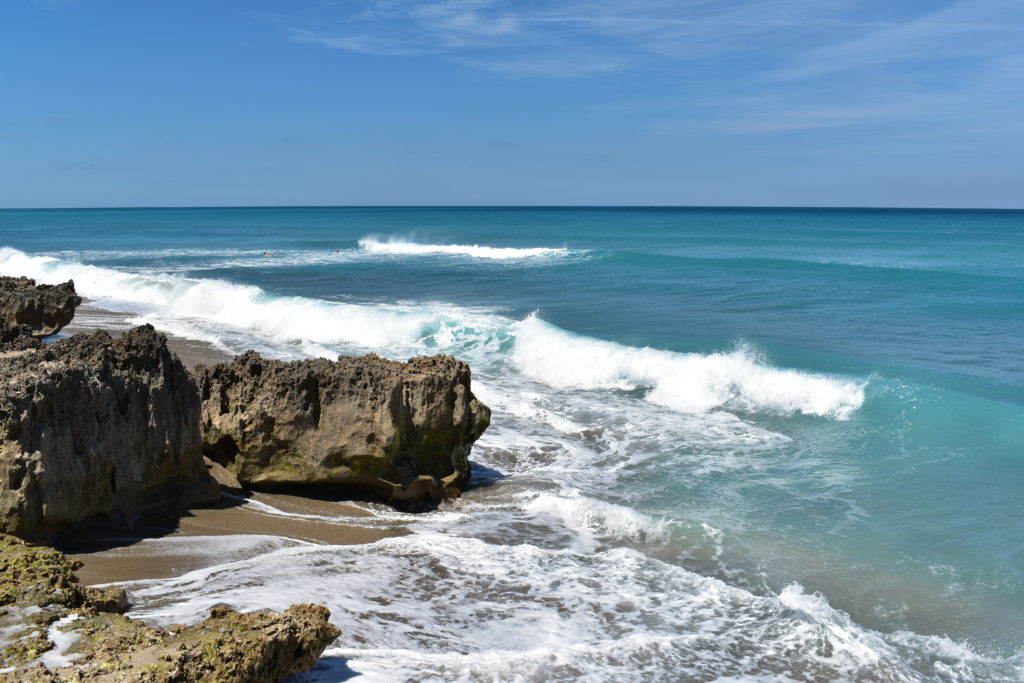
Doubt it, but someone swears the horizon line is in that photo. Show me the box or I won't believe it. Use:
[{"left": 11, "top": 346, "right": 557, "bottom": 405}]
[{"left": 1, "top": 204, "right": 1022, "bottom": 212}]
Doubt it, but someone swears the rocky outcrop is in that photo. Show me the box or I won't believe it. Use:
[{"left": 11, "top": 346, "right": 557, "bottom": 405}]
[
  {"left": 0, "top": 325, "right": 220, "bottom": 543},
  {"left": 0, "top": 277, "right": 81, "bottom": 338},
  {"left": 0, "top": 534, "right": 340, "bottom": 682},
  {"left": 196, "top": 352, "right": 490, "bottom": 508},
  {"left": 0, "top": 320, "right": 42, "bottom": 352}
]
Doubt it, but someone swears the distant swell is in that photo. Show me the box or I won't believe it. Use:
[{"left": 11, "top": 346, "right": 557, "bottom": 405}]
[
  {"left": 358, "top": 237, "right": 571, "bottom": 259},
  {"left": 0, "top": 247, "right": 864, "bottom": 420}
]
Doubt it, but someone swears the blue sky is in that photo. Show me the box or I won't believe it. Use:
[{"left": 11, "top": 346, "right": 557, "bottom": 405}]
[{"left": 2, "top": 0, "right": 1022, "bottom": 207}]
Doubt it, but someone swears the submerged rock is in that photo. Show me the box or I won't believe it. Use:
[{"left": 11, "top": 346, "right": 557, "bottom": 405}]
[
  {"left": 196, "top": 351, "right": 491, "bottom": 508},
  {"left": 0, "top": 534, "right": 339, "bottom": 682},
  {"left": 0, "top": 325, "right": 220, "bottom": 543},
  {"left": 0, "top": 277, "right": 81, "bottom": 338}
]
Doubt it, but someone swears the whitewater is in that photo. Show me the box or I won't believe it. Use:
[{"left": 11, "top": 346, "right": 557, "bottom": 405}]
[{"left": 1, "top": 205, "right": 1022, "bottom": 682}]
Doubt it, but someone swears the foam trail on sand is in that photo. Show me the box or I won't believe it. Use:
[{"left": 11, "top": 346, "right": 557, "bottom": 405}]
[{"left": 113, "top": 536, "right": 1020, "bottom": 682}]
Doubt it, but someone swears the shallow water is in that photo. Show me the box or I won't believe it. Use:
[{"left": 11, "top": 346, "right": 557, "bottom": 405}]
[{"left": 1, "top": 206, "right": 1022, "bottom": 681}]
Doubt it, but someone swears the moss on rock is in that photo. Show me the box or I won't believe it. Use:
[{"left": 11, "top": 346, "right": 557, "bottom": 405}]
[{"left": 0, "top": 534, "right": 340, "bottom": 682}]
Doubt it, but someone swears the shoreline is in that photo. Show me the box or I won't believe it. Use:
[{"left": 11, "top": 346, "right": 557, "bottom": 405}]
[
  {"left": 63, "top": 491, "right": 407, "bottom": 585},
  {"left": 58, "top": 305, "right": 406, "bottom": 586},
  {"left": 60, "top": 302, "right": 235, "bottom": 369}
]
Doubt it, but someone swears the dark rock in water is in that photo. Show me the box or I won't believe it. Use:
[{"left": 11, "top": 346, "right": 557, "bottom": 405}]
[
  {"left": 196, "top": 351, "right": 491, "bottom": 508},
  {"left": 0, "top": 276, "right": 82, "bottom": 338},
  {"left": 0, "top": 534, "right": 339, "bottom": 682},
  {"left": 0, "top": 325, "right": 220, "bottom": 543}
]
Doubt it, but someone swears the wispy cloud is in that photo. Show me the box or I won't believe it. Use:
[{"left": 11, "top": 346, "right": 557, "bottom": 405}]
[{"left": 272, "top": 0, "right": 1024, "bottom": 132}]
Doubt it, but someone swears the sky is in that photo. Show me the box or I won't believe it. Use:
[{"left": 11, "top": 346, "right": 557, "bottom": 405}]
[{"left": 1, "top": 0, "right": 1022, "bottom": 208}]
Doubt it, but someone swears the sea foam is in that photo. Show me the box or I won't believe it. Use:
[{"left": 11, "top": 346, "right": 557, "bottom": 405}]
[
  {"left": 511, "top": 314, "right": 865, "bottom": 419},
  {"left": 116, "top": 535, "right": 1004, "bottom": 682},
  {"left": 0, "top": 247, "right": 864, "bottom": 421},
  {"left": 358, "top": 237, "right": 570, "bottom": 259}
]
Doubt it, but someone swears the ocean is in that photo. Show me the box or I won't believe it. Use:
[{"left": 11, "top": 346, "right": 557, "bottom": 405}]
[{"left": 1, "top": 206, "right": 1022, "bottom": 681}]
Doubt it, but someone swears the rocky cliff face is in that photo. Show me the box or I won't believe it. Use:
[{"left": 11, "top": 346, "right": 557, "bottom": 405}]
[
  {"left": 196, "top": 351, "right": 490, "bottom": 508},
  {"left": 0, "top": 534, "right": 340, "bottom": 682},
  {"left": 0, "top": 325, "right": 220, "bottom": 542},
  {"left": 0, "top": 276, "right": 82, "bottom": 338}
]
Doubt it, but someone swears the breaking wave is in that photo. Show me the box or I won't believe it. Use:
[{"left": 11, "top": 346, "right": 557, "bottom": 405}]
[
  {"left": 358, "top": 237, "right": 572, "bottom": 259},
  {"left": 0, "top": 247, "right": 864, "bottom": 420},
  {"left": 512, "top": 314, "right": 866, "bottom": 419}
]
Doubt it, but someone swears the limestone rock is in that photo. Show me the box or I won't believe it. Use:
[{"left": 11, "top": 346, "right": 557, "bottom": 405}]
[
  {"left": 0, "top": 325, "right": 220, "bottom": 543},
  {"left": 0, "top": 534, "right": 339, "bottom": 682},
  {"left": 196, "top": 351, "right": 490, "bottom": 508},
  {"left": 0, "top": 320, "right": 42, "bottom": 352},
  {"left": 83, "top": 586, "right": 129, "bottom": 614},
  {"left": 0, "top": 276, "right": 82, "bottom": 338}
]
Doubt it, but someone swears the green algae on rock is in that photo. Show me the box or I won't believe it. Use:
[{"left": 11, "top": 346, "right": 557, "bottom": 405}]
[{"left": 0, "top": 534, "right": 339, "bottom": 682}]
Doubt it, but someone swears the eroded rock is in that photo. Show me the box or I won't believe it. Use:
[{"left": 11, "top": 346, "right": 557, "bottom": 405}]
[
  {"left": 0, "top": 325, "right": 220, "bottom": 543},
  {"left": 0, "top": 320, "right": 42, "bottom": 352},
  {"left": 196, "top": 352, "right": 490, "bottom": 508},
  {"left": 0, "top": 534, "right": 339, "bottom": 682},
  {"left": 0, "top": 277, "right": 81, "bottom": 338}
]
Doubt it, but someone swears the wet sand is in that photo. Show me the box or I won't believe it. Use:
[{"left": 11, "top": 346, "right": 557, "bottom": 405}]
[
  {"left": 60, "top": 305, "right": 406, "bottom": 585},
  {"left": 60, "top": 303, "right": 235, "bottom": 368},
  {"left": 64, "top": 492, "right": 407, "bottom": 585}
]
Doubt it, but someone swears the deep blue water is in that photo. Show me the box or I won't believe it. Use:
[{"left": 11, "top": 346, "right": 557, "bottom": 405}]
[{"left": 1, "top": 207, "right": 1022, "bottom": 681}]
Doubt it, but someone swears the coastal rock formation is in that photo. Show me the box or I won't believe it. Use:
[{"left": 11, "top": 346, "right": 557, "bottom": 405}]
[
  {"left": 0, "top": 276, "right": 82, "bottom": 338},
  {"left": 0, "top": 325, "right": 220, "bottom": 543},
  {"left": 0, "top": 320, "right": 42, "bottom": 352},
  {"left": 196, "top": 351, "right": 491, "bottom": 508},
  {"left": 0, "top": 534, "right": 339, "bottom": 682}
]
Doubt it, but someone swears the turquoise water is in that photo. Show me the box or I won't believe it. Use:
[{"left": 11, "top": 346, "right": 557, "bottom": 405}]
[{"left": 1, "top": 207, "right": 1022, "bottom": 681}]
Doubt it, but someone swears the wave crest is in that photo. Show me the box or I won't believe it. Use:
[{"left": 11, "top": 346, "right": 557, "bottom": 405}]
[
  {"left": 511, "top": 314, "right": 865, "bottom": 419},
  {"left": 358, "top": 237, "right": 571, "bottom": 259},
  {"left": 0, "top": 247, "right": 864, "bottom": 420}
]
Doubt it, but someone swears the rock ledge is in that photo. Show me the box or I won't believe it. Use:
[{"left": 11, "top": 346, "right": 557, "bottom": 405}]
[{"left": 0, "top": 276, "right": 81, "bottom": 338}]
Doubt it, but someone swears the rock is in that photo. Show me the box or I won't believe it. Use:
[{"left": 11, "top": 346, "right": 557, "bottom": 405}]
[
  {"left": 82, "top": 586, "right": 129, "bottom": 614},
  {"left": 196, "top": 351, "right": 490, "bottom": 508},
  {"left": 0, "top": 533, "right": 83, "bottom": 610},
  {"left": 0, "top": 325, "right": 220, "bottom": 543},
  {"left": 0, "top": 534, "right": 339, "bottom": 682},
  {"left": 0, "top": 320, "right": 42, "bottom": 352},
  {"left": 0, "top": 276, "right": 82, "bottom": 338}
]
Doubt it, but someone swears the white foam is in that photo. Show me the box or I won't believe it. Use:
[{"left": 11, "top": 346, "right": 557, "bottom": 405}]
[
  {"left": 511, "top": 314, "right": 866, "bottom": 419},
  {"left": 524, "top": 490, "right": 673, "bottom": 552},
  {"left": 39, "top": 614, "right": 82, "bottom": 670},
  {"left": 0, "top": 247, "right": 507, "bottom": 357},
  {"left": 117, "top": 536, "right": 992, "bottom": 682},
  {"left": 358, "top": 237, "right": 571, "bottom": 260},
  {"left": 0, "top": 247, "right": 862, "bottom": 423}
]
